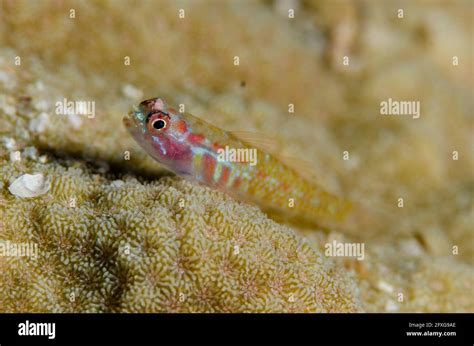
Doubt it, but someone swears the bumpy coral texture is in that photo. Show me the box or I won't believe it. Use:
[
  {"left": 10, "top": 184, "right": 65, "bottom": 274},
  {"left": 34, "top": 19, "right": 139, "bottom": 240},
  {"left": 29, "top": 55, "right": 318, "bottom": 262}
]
[
  {"left": 0, "top": 159, "right": 361, "bottom": 312},
  {"left": 0, "top": 0, "right": 473, "bottom": 313}
]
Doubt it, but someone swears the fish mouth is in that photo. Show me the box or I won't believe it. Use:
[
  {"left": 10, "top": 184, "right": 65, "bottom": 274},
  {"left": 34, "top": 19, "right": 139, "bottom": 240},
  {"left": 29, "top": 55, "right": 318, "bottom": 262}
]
[{"left": 123, "top": 109, "right": 141, "bottom": 130}]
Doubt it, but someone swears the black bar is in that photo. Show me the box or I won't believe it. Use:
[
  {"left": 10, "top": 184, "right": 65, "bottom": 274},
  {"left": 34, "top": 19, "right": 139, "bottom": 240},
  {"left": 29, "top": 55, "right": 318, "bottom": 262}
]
[{"left": 0, "top": 313, "right": 472, "bottom": 345}]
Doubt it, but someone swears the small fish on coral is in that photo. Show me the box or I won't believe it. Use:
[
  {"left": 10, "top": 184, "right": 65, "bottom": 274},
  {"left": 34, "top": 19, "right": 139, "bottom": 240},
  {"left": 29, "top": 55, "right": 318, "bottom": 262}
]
[{"left": 124, "top": 97, "right": 352, "bottom": 230}]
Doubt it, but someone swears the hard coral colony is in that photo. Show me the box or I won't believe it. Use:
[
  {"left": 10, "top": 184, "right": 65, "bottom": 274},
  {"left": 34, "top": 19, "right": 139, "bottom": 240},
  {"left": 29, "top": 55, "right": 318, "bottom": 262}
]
[{"left": 0, "top": 163, "right": 361, "bottom": 312}]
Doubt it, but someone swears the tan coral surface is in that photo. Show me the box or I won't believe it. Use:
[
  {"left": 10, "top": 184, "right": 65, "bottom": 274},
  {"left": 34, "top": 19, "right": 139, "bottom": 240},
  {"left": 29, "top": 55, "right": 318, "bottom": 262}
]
[{"left": 0, "top": 0, "right": 472, "bottom": 312}]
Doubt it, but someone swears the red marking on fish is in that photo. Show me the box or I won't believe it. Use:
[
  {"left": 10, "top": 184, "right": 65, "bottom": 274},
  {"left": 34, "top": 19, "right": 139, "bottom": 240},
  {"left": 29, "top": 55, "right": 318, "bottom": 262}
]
[
  {"left": 202, "top": 154, "right": 216, "bottom": 182},
  {"left": 174, "top": 119, "right": 187, "bottom": 133},
  {"left": 219, "top": 165, "right": 231, "bottom": 185},
  {"left": 232, "top": 176, "right": 242, "bottom": 189},
  {"left": 212, "top": 142, "right": 223, "bottom": 150},
  {"left": 187, "top": 133, "right": 205, "bottom": 143}
]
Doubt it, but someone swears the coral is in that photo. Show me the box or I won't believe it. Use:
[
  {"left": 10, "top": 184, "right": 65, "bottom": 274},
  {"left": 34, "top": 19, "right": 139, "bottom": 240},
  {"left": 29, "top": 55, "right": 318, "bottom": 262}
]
[
  {"left": 0, "top": 0, "right": 472, "bottom": 313},
  {"left": 303, "top": 231, "right": 474, "bottom": 313},
  {"left": 0, "top": 156, "right": 361, "bottom": 312}
]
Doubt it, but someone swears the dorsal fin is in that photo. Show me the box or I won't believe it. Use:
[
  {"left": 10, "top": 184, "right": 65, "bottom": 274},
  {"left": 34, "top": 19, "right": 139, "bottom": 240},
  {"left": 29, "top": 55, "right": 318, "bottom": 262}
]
[
  {"left": 228, "top": 130, "right": 280, "bottom": 153},
  {"left": 229, "top": 130, "right": 319, "bottom": 182},
  {"left": 276, "top": 155, "right": 318, "bottom": 182}
]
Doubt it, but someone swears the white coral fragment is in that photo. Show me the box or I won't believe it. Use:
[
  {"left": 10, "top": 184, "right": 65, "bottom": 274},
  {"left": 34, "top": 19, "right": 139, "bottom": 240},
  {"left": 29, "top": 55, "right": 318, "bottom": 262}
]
[{"left": 8, "top": 173, "right": 50, "bottom": 198}]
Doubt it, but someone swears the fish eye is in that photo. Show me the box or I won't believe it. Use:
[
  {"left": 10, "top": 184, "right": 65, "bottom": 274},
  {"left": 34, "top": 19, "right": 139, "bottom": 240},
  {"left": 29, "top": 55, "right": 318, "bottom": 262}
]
[
  {"left": 147, "top": 111, "right": 170, "bottom": 133},
  {"left": 152, "top": 119, "right": 167, "bottom": 130}
]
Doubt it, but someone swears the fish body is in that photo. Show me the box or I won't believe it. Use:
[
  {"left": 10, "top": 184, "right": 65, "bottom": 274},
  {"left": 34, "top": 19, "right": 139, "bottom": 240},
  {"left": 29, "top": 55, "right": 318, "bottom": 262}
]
[{"left": 123, "top": 98, "right": 351, "bottom": 227}]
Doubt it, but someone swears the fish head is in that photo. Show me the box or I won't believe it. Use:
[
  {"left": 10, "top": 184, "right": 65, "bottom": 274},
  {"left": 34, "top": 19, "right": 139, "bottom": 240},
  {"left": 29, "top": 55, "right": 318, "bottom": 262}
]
[{"left": 123, "top": 97, "right": 192, "bottom": 172}]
